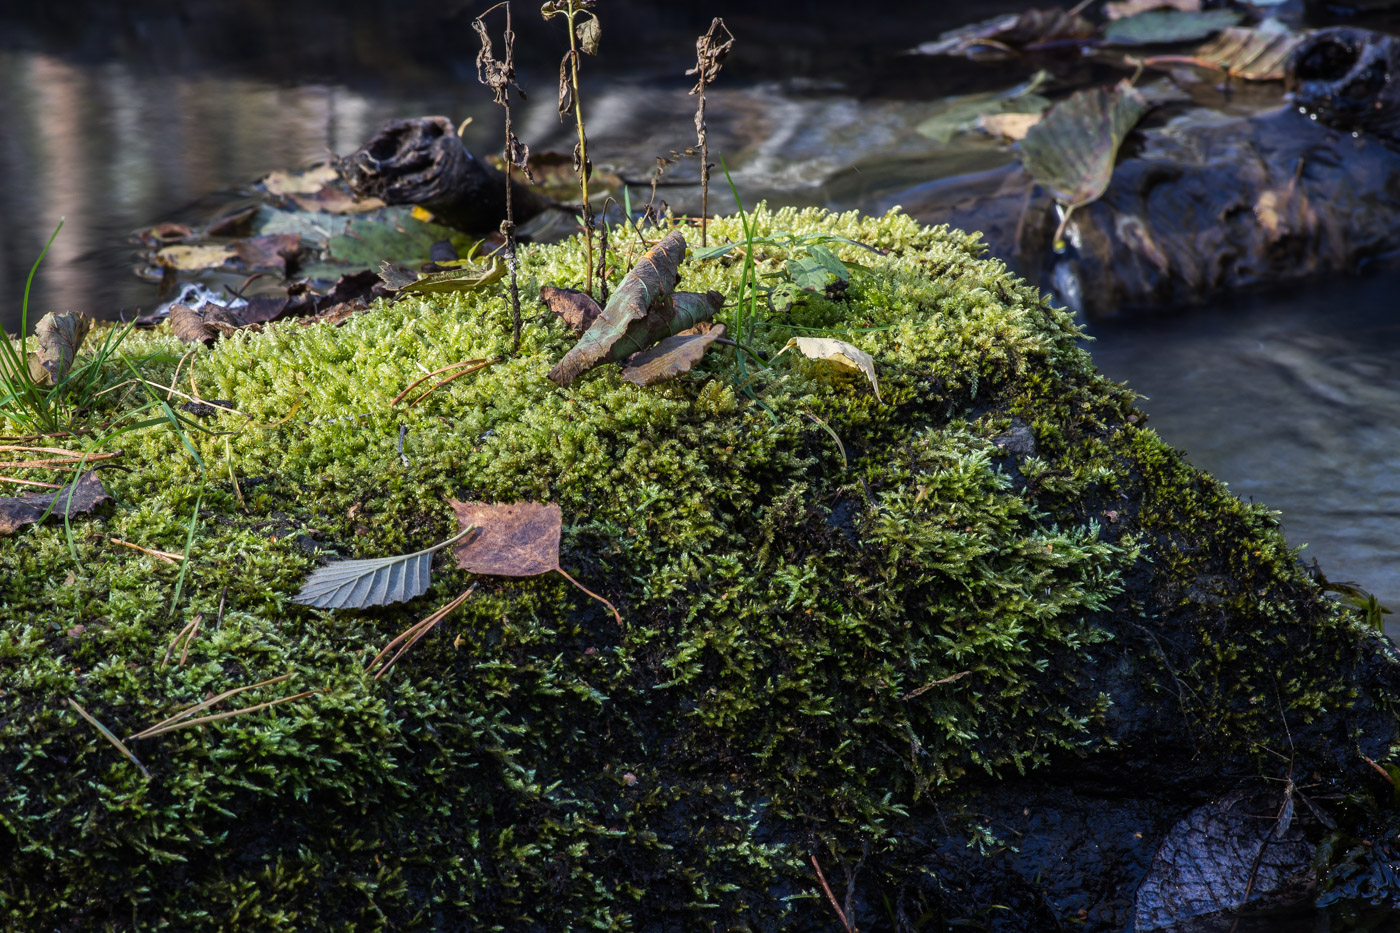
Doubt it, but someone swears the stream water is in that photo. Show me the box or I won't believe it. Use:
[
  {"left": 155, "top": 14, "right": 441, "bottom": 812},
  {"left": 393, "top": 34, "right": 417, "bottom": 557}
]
[{"left": 0, "top": 1, "right": 1396, "bottom": 646}]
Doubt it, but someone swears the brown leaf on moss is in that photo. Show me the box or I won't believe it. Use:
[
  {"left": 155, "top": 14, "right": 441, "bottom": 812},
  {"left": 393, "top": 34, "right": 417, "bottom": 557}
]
[
  {"left": 0, "top": 471, "right": 109, "bottom": 535},
  {"left": 170, "top": 304, "right": 251, "bottom": 346},
  {"left": 29, "top": 311, "right": 91, "bottom": 386},
  {"left": 621, "top": 321, "right": 725, "bottom": 386},
  {"left": 540, "top": 285, "right": 602, "bottom": 333},
  {"left": 450, "top": 501, "right": 622, "bottom": 625}
]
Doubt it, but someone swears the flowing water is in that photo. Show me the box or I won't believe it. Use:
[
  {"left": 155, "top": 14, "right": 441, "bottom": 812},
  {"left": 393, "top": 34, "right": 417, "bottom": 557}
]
[{"left": 0, "top": 1, "right": 1395, "bottom": 645}]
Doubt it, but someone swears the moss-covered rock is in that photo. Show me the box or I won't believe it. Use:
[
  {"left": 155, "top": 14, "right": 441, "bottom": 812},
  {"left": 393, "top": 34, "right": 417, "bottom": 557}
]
[{"left": 2, "top": 207, "right": 1397, "bottom": 930}]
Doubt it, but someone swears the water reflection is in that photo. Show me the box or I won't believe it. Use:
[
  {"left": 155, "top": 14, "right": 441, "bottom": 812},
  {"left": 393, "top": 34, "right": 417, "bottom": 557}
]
[{"left": 1086, "top": 271, "right": 1400, "bottom": 641}]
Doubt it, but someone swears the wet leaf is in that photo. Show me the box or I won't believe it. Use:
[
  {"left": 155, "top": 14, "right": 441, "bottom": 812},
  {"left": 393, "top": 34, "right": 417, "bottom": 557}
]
[
  {"left": 232, "top": 234, "right": 302, "bottom": 274},
  {"left": 288, "top": 187, "right": 385, "bottom": 215},
  {"left": 915, "top": 9, "right": 1095, "bottom": 59},
  {"left": 28, "top": 311, "right": 91, "bottom": 386},
  {"left": 621, "top": 321, "right": 725, "bottom": 387},
  {"left": 979, "top": 111, "right": 1043, "bottom": 141},
  {"left": 393, "top": 259, "right": 506, "bottom": 297},
  {"left": 323, "top": 208, "right": 474, "bottom": 269},
  {"left": 914, "top": 71, "right": 1051, "bottom": 143},
  {"left": 156, "top": 244, "right": 236, "bottom": 271},
  {"left": 547, "top": 230, "right": 685, "bottom": 385},
  {"left": 774, "top": 336, "right": 883, "bottom": 403},
  {"left": 450, "top": 500, "right": 622, "bottom": 626},
  {"left": 1105, "top": 0, "right": 1199, "bottom": 18},
  {"left": 557, "top": 50, "right": 576, "bottom": 118},
  {"left": 263, "top": 164, "right": 340, "bottom": 196},
  {"left": 540, "top": 285, "right": 602, "bottom": 333},
  {"left": 1187, "top": 20, "right": 1302, "bottom": 81},
  {"left": 576, "top": 14, "right": 601, "bottom": 55},
  {"left": 292, "top": 526, "right": 473, "bottom": 610},
  {"left": 1103, "top": 9, "right": 1241, "bottom": 46},
  {"left": 0, "top": 471, "right": 109, "bottom": 535},
  {"left": 1018, "top": 80, "right": 1149, "bottom": 211}
]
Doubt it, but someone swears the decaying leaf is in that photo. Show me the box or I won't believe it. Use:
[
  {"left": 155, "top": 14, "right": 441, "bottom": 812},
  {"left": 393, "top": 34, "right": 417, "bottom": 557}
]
[
  {"left": 1018, "top": 80, "right": 1149, "bottom": 241},
  {"left": 263, "top": 164, "right": 340, "bottom": 196},
  {"left": 450, "top": 500, "right": 622, "bottom": 626},
  {"left": 377, "top": 262, "right": 420, "bottom": 292},
  {"left": 686, "top": 17, "right": 735, "bottom": 92},
  {"left": 548, "top": 230, "right": 690, "bottom": 386},
  {"left": 26, "top": 311, "right": 91, "bottom": 386},
  {"left": 774, "top": 337, "right": 883, "bottom": 404},
  {"left": 391, "top": 259, "right": 506, "bottom": 297},
  {"left": 1183, "top": 20, "right": 1303, "bottom": 81},
  {"left": 576, "top": 13, "right": 601, "bottom": 55},
  {"left": 0, "top": 471, "right": 110, "bottom": 535},
  {"left": 915, "top": 9, "right": 1095, "bottom": 59},
  {"left": 292, "top": 525, "right": 474, "bottom": 610},
  {"left": 541, "top": 285, "right": 602, "bottom": 333},
  {"left": 232, "top": 234, "right": 302, "bottom": 274},
  {"left": 621, "top": 321, "right": 726, "bottom": 387},
  {"left": 915, "top": 71, "right": 1051, "bottom": 143},
  {"left": 979, "top": 111, "right": 1044, "bottom": 141},
  {"left": 1104, "top": 0, "right": 1199, "bottom": 18},
  {"left": 170, "top": 304, "right": 251, "bottom": 346},
  {"left": 1103, "top": 8, "right": 1241, "bottom": 46},
  {"left": 155, "top": 244, "right": 236, "bottom": 271}
]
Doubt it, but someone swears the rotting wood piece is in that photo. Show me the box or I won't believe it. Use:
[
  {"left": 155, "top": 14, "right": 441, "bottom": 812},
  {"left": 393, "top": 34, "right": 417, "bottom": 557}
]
[{"left": 337, "top": 116, "right": 552, "bottom": 233}]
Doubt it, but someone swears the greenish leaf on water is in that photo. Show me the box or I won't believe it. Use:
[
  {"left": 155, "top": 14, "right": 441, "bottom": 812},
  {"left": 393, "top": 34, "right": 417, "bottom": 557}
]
[
  {"left": 1018, "top": 80, "right": 1149, "bottom": 215},
  {"left": 915, "top": 71, "right": 1053, "bottom": 143},
  {"left": 292, "top": 526, "right": 474, "bottom": 610},
  {"left": 1103, "top": 9, "right": 1241, "bottom": 46},
  {"left": 324, "top": 207, "right": 476, "bottom": 268}
]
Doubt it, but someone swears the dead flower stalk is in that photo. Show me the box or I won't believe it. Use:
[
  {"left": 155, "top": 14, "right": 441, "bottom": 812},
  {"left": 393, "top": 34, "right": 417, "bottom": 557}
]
[
  {"left": 687, "top": 18, "right": 734, "bottom": 247},
  {"left": 542, "top": 0, "right": 600, "bottom": 295}
]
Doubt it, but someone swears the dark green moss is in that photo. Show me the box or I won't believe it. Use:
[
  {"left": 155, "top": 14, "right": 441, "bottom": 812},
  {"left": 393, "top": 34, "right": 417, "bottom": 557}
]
[{"left": 1, "top": 207, "right": 1393, "bottom": 930}]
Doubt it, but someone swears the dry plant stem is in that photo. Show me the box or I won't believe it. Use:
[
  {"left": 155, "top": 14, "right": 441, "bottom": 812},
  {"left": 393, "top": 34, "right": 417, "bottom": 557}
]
[
  {"left": 0, "top": 475, "right": 62, "bottom": 489},
  {"left": 366, "top": 584, "right": 477, "bottom": 680},
  {"left": 136, "top": 690, "right": 321, "bottom": 739},
  {"left": 554, "top": 567, "right": 623, "bottom": 628},
  {"left": 68, "top": 699, "right": 150, "bottom": 779},
  {"left": 224, "top": 436, "right": 247, "bottom": 512},
  {"left": 565, "top": 3, "right": 594, "bottom": 293},
  {"left": 502, "top": 8, "right": 522, "bottom": 354},
  {"left": 130, "top": 672, "right": 295, "bottom": 740},
  {"left": 390, "top": 358, "right": 489, "bottom": 407},
  {"left": 161, "top": 613, "right": 203, "bottom": 669},
  {"left": 811, "top": 854, "right": 855, "bottom": 933},
  {"left": 101, "top": 535, "right": 185, "bottom": 564}
]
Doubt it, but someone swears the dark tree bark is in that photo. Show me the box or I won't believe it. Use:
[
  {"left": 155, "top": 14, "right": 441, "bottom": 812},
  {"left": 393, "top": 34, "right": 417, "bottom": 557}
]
[{"left": 337, "top": 116, "right": 551, "bottom": 232}]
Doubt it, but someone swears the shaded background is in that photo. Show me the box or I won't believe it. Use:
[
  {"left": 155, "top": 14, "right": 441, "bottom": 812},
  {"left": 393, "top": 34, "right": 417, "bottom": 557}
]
[{"left": 2, "top": 0, "right": 1398, "bottom": 637}]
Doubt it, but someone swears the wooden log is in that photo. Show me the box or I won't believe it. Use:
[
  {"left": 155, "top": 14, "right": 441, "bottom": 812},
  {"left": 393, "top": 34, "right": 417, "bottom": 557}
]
[{"left": 337, "top": 116, "right": 551, "bottom": 232}]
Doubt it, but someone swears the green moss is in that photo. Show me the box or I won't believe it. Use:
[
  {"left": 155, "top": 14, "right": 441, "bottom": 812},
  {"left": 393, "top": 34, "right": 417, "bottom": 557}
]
[{"left": 0, "top": 206, "right": 1392, "bottom": 929}]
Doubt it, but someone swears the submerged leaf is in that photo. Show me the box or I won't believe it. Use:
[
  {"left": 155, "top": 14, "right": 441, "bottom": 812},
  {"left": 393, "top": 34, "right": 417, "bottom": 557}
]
[
  {"left": 915, "top": 71, "right": 1052, "bottom": 143},
  {"left": 1018, "top": 80, "right": 1149, "bottom": 210},
  {"left": 263, "top": 164, "right": 341, "bottom": 196},
  {"left": 1103, "top": 9, "right": 1241, "bottom": 46},
  {"left": 541, "top": 285, "right": 602, "bottom": 333},
  {"left": 1187, "top": 20, "right": 1302, "bottom": 81},
  {"left": 155, "top": 244, "right": 236, "bottom": 271},
  {"left": 0, "top": 471, "right": 110, "bottom": 535},
  {"left": 28, "top": 311, "right": 91, "bottom": 386},
  {"left": 774, "top": 337, "right": 883, "bottom": 403},
  {"left": 621, "top": 321, "right": 725, "bottom": 386},
  {"left": 292, "top": 526, "right": 473, "bottom": 610}
]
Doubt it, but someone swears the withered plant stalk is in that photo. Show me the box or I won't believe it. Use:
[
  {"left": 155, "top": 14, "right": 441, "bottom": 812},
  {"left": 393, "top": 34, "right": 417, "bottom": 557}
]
[
  {"left": 687, "top": 18, "right": 734, "bottom": 247},
  {"left": 474, "top": 2, "right": 533, "bottom": 353},
  {"left": 543, "top": 0, "right": 600, "bottom": 295}
]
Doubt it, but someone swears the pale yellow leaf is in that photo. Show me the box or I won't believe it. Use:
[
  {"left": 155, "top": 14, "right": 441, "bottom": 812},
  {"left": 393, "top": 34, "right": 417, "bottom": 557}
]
[{"left": 775, "top": 337, "right": 882, "bottom": 404}]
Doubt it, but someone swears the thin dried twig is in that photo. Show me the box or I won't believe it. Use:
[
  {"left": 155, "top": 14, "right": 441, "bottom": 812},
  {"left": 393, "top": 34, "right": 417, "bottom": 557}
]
[
  {"left": 68, "top": 698, "right": 150, "bottom": 779},
  {"left": 101, "top": 535, "right": 186, "bottom": 564},
  {"left": 686, "top": 18, "right": 734, "bottom": 247},
  {"left": 0, "top": 475, "right": 63, "bottom": 489},
  {"left": 810, "top": 854, "right": 856, "bottom": 932},
  {"left": 161, "top": 613, "right": 203, "bottom": 669},
  {"left": 900, "top": 670, "right": 971, "bottom": 701}
]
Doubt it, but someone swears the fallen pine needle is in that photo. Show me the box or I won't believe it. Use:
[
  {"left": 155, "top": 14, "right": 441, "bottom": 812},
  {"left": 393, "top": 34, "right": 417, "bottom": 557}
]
[
  {"left": 367, "top": 584, "right": 477, "bottom": 680},
  {"left": 69, "top": 698, "right": 150, "bottom": 779},
  {"left": 134, "top": 689, "right": 320, "bottom": 739},
  {"left": 556, "top": 568, "right": 624, "bottom": 628},
  {"left": 161, "top": 613, "right": 203, "bottom": 669},
  {"left": 391, "top": 358, "right": 497, "bottom": 409},
  {"left": 129, "top": 672, "right": 295, "bottom": 740},
  {"left": 901, "top": 670, "right": 972, "bottom": 701},
  {"left": 99, "top": 535, "right": 186, "bottom": 564},
  {"left": 0, "top": 475, "right": 64, "bottom": 489}
]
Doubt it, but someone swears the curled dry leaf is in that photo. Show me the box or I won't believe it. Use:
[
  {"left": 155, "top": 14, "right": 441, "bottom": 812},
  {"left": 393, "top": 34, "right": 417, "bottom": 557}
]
[
  {"left": 686, "top": 17, "right": 735, "bottom": 92},
  {"left": 774, "top": 336, "right": 883, "bottom": 404},
  {"left": 621, "top": 321, "right": 725, "bottom": 387},
  {"left": 450, "top": 500, "right": 622, "bottom": 626},
  {"left": 27, "top": 311, "right": 91, "bottom": 385},
  {"left": 541, "top": 285, "right": 602, "bottom": 333},
  {"left": 393, "top": 259, "right": 506, "bottom": 297},
  {"left": 576, "top": 13, "right": 601, "bottom": 55},
  {"left": 292, "top": 526, "right": 473, "bottom": 610},
  {"left": 0, "top": 471, "right": 110, "bottom": 535},
  {"left": 170, "top": 304, "right": 251, "bottom": 346},
  {"left": 1018, "top": 80, "right": 1149, "bottom": 242}
]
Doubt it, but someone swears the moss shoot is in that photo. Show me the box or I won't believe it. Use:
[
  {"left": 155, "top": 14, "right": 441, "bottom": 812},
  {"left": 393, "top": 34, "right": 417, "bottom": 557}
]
[{"left": 1, "top": 207, "right": 1393, "bottom": 930}]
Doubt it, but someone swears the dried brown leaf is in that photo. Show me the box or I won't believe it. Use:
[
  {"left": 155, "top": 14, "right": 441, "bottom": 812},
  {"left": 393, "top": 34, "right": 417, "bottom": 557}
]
[
  {"left": 621, "top": 321, "right": 725, "bottom": 386},
  {"left": 28, "top": 311, "right": 91, "bottom": 386},
  {"left": 576, "top": 13, "right": 601, "bottom": 55},
  {"left": 450, "top": 501, "right": 561, "bottom": 577},
  {"left": 170, "top": 304, "right": 250, "bottom": 346},
  {"left": 232, "top": 234, "right": 301, "bottom": 274},
  {"left": 0, "top": 471, "right": 109, "bottom": 535},
  {"left": 155, "top": 244, "right": 236, "bottom": 271},
  {"left": 541, "top": 285, "right": 602, "bottom": 333},
  {"left": 774, "top": 337, "right": 883, "bottom": 403}
]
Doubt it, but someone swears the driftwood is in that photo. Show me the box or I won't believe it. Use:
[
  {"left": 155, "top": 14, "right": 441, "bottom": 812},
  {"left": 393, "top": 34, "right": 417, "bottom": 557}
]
[{"left": 337, "top": 116, "right": 551, "bottom": 233}]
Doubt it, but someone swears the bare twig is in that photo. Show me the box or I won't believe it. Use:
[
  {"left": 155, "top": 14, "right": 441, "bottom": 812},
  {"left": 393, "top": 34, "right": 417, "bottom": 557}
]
[
  {"left": 810, "top": 854, "right": 856, "bottom": 932},
  {"left": 366, "top": 584, "right": 477, "bottom": 680},
  {"left": 100, "top": 534, "right": 186, "bottom": 564}
]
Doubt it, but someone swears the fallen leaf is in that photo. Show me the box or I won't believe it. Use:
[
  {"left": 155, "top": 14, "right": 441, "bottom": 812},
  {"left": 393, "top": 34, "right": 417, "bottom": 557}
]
[
  {"left": 915, "top": 71, "right": 1051, "bottom": 143},
  {"left": 232, "top": 234, "right": 302, "bottom": 274},
  {"left": 0, "top": 471, "right": 110, "bottom": 535},
  {"left": 979, "top": 111, "right": 1043, "bottom": 141},
  {"left": 774, "top": 336, "right": 883, "bottom": 403},
  {"left": 549, "top": 232, "right": 724, "bottom": 386},
  {"left": 263, "top": 164, "right": 341, "bottom": 196},
  {"left": 914, "top": 9, "right": 1095, "bottom": 59},
  {"left": 28, "top": 311, "right": 91, "bottom": 386},
  {"left": 1104, "top": 0, "right": 1199, "bottom": 19},
  {"left": 156, "top": 244, "right": 236, "bottom": 272},
  {"left": 621, "top": 321, "right": 725, "bottom": 386},
  {"left": 540, "top": 285, "right": 602, "bottom": 333},
  {"left": 1184, "top": 20, "right": 1302, "bottom": 81},
  {"left": 394, "top": 259, "right": 506, "bottom": 297},
  {"left": 450, "top": 501, "right": 623, "bottom": 626},
  {"left": 1018, "top": 80, "right": 1149, "bottom": 241},
  {"left": 289, "top": 188, "right": 386, "bottom": 215},
  {"left": 1103, "top": 8, "right": 1241, "bottom": 46},
  {"left": 292, "top": 525, "right": 474, "bottom": 610},
  {"left": 170, "top": 304, "right": 251, "bottom": 346},
  {"left": 377, "top": 262, "right": 420, "bottom": 292}
]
